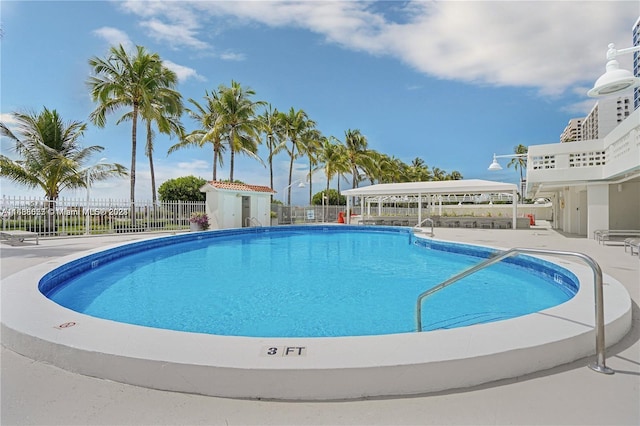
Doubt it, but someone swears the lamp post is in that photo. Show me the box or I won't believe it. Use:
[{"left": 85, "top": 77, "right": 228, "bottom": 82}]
[
  {"left": 488, "top": 153, "right": 529, "bottom": 202},
  {"left": 280, "top": 180, "right": 306, "bottom": 205},
  {"left": 321, "top": 192, "right": 328, "bottom": 223},
  {"left": 588, "top": 43, "right": 640, "bottom": 97},
  {"left": 279, "top": 180, "right": 306, "bottom": 225}
]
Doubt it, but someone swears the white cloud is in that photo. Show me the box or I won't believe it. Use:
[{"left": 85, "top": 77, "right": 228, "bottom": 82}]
[
  {"left": 163, "top": 60, "right": 205, "bottom": 82},
  {"left": 219, "top": 51, "right": 246, "bottom": 61},
  {"left": 119, "top": 1, "right": 210, "bottom": 50},
  {"left": 121, "top": 1, "right": 637, "bottom": 97},
  {"left": 140, "top": 18, "right": 209, "bottom": 50},
  {"left": 92, "top": 27, "right": 134, "bottom": 51}
]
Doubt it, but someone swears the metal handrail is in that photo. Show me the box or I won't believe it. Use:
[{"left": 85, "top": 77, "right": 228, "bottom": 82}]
[
  {"left": 244, "top": 217, "right": 262, "bottom": 227},
  {"left": 414, "top": 217, "right": 434, "bottom": 236},
  {"left": 415, "top": 247, "right": 614, "bottom": 375}
]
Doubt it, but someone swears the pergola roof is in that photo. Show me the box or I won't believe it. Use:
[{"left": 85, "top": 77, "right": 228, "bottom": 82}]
[{"left": 341, "top": 179, "right": 518, "bottom": 198}]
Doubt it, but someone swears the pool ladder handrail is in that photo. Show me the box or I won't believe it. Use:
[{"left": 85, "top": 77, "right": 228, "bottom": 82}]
[
  {"left": 244, "top": 217, "right": 262, "bottom": 227},
  {"left": 414, "top": 217, "right": 434, "bottom": 237},
  {"left": 415, "top": 247, "right": 614, "bottom": 375}
]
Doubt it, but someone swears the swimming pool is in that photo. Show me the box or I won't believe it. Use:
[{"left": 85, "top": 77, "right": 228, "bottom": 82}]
[
  {"left": 1, "top": 226, "right": 632, "bottom": 400},
  {"left": 42, "top": 227, "right": 577, "bottom": 337}
]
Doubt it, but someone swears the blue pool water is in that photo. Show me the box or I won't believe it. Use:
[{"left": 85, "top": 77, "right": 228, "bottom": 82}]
[{"left": 42, "top": 226, "right": 578, "bottom": 337}]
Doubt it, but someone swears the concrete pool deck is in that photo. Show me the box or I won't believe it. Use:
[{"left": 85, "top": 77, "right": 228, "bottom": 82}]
[{"left": 2, "top": 224, "right": 639, "bottom": 425}]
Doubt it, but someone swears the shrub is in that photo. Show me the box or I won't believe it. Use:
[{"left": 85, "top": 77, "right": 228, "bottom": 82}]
[{"left": 158, "top": 176, "right": 207, "bottom": 201}]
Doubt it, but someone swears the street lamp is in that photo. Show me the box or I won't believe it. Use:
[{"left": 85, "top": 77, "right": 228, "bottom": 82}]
[
  {"left": 279, "top": 180, "right": 306, "bottom": 205},
  {"left": 487, "top": 153, "right": 527, "bottom": 171},
  {"left": 588, "top": 43, "right": 640, "bottom": 97}
]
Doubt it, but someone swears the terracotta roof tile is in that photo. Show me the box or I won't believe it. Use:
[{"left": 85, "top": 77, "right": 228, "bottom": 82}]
[{"left": 208, "top": 181, "right": 275, "bottom": 193}]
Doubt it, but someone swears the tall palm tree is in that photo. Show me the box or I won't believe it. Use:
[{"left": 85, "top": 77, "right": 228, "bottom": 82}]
[
  {"left": 277, "top": 108, "right": 316, "bottom": 205},
  {"left": 344, "top": 129, "right": 370, "bottom": 188},
  {"left": 168, "top": 90, "right": 226, "bottom": 181},
  {"left": 507, "top": 144, "right": 528, "bottom": 184},
  {"left": 317, "top": 136, "right": 350, "bottom": 194},
  {"left": 299, "top": 128, "right": 323, "bottom": 204},
  {"left": 215, "top": 80, "right": 266, "bottom": 181},
  {"left": 119, "top": 63, "right": 184, "bottom": 203},
  {"left": 87, "top": 44, "right": 164, "bottom": 203},
  {"left": 257, "top": 104, "right": 285, "bottom": 199},
  {"left": 0, "top": 108, "right": 127, "bottom": 228}
]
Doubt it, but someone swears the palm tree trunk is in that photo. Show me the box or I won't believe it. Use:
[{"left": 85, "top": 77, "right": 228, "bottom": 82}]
[
  {"left": 146, "top": 121, "right": 157, "bottom": 204},
  {"left": 212, "top": 145, "right": 217, "bottom": 181},
  {"left": 229, "top": 130, "right": 235, "bottom": 182},
  {"left": 308, "top": 162, "right": 313, "bottom": 205},
  {"left": 131, "top": 104, "right": 138, "bottom": 225},
  {"left": 269, "top": 141, "right": 274, "bottom": 203},
  {"left": 287, "top": 142, "right": 296, "bottom": 205},
  {"left": 131, "top": 105, "right": 138, "bottom": 203}
]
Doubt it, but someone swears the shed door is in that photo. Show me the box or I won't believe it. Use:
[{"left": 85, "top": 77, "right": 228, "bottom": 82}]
[{"left": 241, "top": 196, "right": 251, "bottom": 227}]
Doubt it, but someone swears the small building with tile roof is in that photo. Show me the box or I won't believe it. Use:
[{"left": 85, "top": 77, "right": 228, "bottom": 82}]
[{"left": 200, "top": 181, "right": 275, "bottom": 229}]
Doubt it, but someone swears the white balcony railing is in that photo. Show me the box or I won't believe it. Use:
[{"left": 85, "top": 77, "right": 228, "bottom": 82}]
[{"left": 526, "top": 108, "right": 640, "bottom": 196}]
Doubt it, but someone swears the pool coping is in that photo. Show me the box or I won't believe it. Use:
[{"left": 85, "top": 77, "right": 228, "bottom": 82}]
[{"left": 1, "top": 230, "right": 633, "bottom": 400}]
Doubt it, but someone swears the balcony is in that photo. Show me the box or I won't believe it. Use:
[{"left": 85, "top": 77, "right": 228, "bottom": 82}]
[{"left": 526, "top": 108, "right": 640, "bottom": 197}]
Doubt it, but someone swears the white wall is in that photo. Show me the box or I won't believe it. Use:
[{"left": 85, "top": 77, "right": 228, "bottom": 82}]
[
  {"left": 586, "top": 185, "right": 609, "bottom": 237},
  {"left": 609, "top": 181, "right": 640, "bottom": 230},
  {"left": 205, "top": 189, "right": 273, "bottom": 229}
]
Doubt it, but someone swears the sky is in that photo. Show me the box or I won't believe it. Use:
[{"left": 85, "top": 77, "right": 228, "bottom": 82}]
[{"left": 1, "top": 1, "right": 639, "bottom": 205}]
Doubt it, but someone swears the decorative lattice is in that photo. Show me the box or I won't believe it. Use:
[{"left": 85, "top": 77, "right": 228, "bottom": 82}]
[
  {"left": 568, "top": 151, "right": 606, "bottom": 168},
  {"left": 531, "top": 155, "right": 556, "bottom": 170}
]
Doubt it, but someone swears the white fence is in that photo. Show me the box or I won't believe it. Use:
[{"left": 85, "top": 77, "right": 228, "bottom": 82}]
[{"left": 1, "top": 196, "right": 205, "bottom": 236}]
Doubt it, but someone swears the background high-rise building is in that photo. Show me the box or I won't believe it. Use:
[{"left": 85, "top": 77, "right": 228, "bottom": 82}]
[
  {"left": 560, "top": 118, "right": 583, "bottom": 142},
  {"left": 582, "top": 96, "right": 632, "bottom": 140},
  {"left": 633, "top": 16, "right": 639, "bottom": 110}
]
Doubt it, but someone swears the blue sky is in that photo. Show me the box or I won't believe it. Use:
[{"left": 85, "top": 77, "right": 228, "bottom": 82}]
[{"left": 1, "top": 1, "right": 638, "bottom": 204}]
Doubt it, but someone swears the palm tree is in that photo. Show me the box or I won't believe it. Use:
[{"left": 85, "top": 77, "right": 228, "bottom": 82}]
[
  {"left": 215, "top": 80, "right": 266, "bottom": 181},
  {"left": 344, "top": 129, "right": 370, "bottom": 188},
  {"left": 87, "top": 44, "right": 164, "bottom": 203},
  {"left": 0, "top": 108, "right": 127, "bottom": 227},
  {"left": 257, "top": 104, "right": 285, "bottom": 199},
  {"left": 507, "top": 144, "right": 528, "bottom": 184},
  {"left": 409, "top": 157, "right": 432, "bottom": 182},
  {"left": 277, "top": 108, "right": 316, "bottom": 205},
  {"left": 431, "top": 167, "right": 446, "bottom": 181},
  {"left": 446, "top": 170, "right": 463, "bottom": 180},
  {"left": 119, "top": 64, "right": 184, "bottom": 203},
  {"left": 299, "top": 128, "right": 323, "bottom": 204},
  {"left": 317, "top": 136, "right": 350, "bottom": 194},
  {"left": 168, "top": 90, "right": 226, "bottom": 181}
]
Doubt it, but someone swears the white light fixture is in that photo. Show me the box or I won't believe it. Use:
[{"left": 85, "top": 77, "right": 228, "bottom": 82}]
[
  {"left": 488, "top": 154, "right": 503, "bottom": 171},
  {"left": 487, "top": 153, "right": 527, "bottom": 171},
  {"left": 588, "top": 43, "right": 640, "bottom": 98}
]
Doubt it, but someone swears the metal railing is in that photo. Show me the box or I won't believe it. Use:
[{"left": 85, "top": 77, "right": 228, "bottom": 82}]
[
  {"left": 414, "top": 217, "right": 434, "bottom": 236},
  {"left": 1, "top": 196, "right": 205, "bottom": 236},
  {"left": 415, "top": 247, "right": 614, "bottom": 375},
  {"left": 244, "top": 217, "right": 262, "bottom": 227}
]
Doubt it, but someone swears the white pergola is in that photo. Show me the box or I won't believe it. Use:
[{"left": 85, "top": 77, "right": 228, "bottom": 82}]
[{"left": 341, "top": 179, "right": 520, "bottom": 229}]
